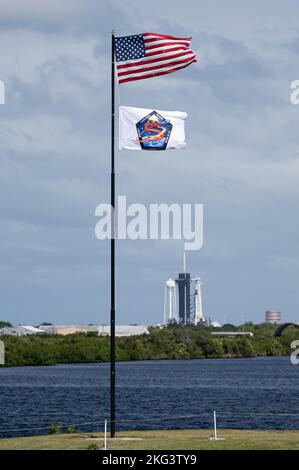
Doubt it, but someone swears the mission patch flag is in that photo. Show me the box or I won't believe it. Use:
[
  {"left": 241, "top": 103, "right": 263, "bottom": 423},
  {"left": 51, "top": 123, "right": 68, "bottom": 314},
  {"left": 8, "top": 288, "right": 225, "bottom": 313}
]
[{"left": 119, "top": 106, "right": 187, "bottom": 151}]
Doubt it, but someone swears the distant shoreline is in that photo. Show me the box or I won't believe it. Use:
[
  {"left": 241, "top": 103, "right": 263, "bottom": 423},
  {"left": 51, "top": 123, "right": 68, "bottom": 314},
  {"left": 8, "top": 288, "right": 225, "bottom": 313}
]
[{"left": 0, "top": 324, "right": 298, "bottom": 368}]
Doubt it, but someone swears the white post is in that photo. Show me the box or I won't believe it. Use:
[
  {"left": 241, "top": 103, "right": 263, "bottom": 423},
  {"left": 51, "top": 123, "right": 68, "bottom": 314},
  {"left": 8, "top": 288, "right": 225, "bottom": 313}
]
[
  {"left": 213, "top": 410, "right": 217, "bottom": 440},
  {"left": 174, "top": 285, "right": 177, "bottom": 323},
  {"left": 104, "top": 419, "right": 107, "bottom": 450},
  {"left": 163, "top": 286, "right": 166, "bottom": 325}
]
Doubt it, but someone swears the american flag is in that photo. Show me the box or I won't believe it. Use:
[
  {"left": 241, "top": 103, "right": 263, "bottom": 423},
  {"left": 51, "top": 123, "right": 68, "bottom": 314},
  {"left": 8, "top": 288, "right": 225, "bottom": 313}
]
[{"left": 114, "top": 32, "right": 197, "bottom": 84}]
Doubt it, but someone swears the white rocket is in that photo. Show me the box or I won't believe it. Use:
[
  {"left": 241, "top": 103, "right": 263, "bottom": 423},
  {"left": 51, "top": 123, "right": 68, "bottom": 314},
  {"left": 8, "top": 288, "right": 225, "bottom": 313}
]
[{"left": 193, "top": 276, "right": 204, "bottom": 325}]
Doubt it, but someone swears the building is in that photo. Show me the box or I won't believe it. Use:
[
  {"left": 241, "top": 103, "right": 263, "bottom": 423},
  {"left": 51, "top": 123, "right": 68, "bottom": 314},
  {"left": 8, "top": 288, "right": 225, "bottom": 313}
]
[
  {"left": 265, "top": 310, "right": 281, "bottom": 324},
  {"left": 40, "top": 324, "right": 149, "bottom": 337},
  {"left": 0, "top": 325, "right": 46, "bottom": 336},
  {"left": 40, "top": 325, "right": 90, "bottom": 335},
  {"left": 97, "top": 325, "right": 149, "bottom": 337},
  {"left": 211, "top": 320, "right": 221, "bottom": 328},
  {"left": 0, "top": 324, "right": 149, "bottom": 337}
]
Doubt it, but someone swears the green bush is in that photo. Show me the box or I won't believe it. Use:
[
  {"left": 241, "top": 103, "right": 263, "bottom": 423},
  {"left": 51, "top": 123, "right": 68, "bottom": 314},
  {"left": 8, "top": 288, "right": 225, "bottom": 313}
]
[
  {"left": 65, "top": 424, "right": 76, "bottom": 434},
  {"left": 87, "top": 443, "right": 99, "bottom": 450},
  {"left": 48, "top": 422, "right": 61, "bottom": 435}
]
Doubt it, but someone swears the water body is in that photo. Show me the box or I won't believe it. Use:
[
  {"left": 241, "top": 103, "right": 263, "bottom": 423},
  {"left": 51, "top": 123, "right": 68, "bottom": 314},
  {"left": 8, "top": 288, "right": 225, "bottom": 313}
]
[{"left": 0, "top": 356, "right": 298, "bottom": 437}]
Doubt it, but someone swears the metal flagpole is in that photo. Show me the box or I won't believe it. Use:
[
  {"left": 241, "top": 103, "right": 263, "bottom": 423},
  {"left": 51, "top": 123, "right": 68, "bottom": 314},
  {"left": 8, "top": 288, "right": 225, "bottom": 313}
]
[{"left": 110, "top": 30, "right": 116, "bottom": 438}]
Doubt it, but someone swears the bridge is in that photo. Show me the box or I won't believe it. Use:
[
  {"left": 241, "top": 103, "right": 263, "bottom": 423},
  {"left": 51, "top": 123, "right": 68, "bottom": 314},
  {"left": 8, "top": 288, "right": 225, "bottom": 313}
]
[{"left": 272, "top": 322, "right": 299, "bottom": 337}]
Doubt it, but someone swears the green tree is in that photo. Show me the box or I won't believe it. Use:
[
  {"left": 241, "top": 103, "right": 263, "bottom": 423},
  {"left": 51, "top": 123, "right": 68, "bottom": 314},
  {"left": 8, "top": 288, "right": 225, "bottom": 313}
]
[{"left": 0, "top": 321, "right": 12, "bottom": 328}]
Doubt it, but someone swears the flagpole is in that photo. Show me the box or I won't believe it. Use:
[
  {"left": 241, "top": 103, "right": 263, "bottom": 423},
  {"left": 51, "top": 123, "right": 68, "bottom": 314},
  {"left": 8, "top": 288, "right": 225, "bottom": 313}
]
[{"left": 110, "top": 30, "right": 116, "bottom": 438}]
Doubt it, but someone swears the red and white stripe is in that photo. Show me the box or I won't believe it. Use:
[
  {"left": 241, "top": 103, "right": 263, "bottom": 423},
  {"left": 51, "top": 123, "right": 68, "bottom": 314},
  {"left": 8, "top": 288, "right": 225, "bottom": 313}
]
[{"left": 116, "top": 32, "right": 197, "bottom": 84}]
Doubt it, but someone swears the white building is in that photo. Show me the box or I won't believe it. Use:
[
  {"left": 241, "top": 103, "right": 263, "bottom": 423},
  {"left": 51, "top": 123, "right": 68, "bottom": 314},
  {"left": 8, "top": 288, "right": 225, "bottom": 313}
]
[
  {"left": 0, "top": 325, "right": 46, "bottom": 336},
  {"left": 164, "top": 279, "right": 177, "bottom": 324},
  {"left": 39, "top": 324, "right": 149, "bottom": 337}
]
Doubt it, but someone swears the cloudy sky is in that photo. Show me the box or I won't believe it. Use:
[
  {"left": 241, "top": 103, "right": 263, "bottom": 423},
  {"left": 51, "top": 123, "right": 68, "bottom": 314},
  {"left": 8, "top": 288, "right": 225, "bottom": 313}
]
[{"left": 0, "top": 0, "right": 299, "bottom": 326}]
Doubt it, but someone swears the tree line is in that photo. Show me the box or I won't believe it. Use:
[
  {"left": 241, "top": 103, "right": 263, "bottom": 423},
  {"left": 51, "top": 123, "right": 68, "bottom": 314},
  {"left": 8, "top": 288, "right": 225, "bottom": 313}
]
[{"left": 0, "top": 323, "right": 298, "bottom": 367}]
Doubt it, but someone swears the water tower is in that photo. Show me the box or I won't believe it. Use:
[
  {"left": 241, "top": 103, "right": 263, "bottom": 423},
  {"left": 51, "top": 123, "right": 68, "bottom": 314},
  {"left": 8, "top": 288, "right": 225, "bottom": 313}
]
[
  {"left": 164, "top": 279, "right": 177, "bottom": 324},
  {"left": 265, "top": 310, "right": 281, "bottom": 324}
]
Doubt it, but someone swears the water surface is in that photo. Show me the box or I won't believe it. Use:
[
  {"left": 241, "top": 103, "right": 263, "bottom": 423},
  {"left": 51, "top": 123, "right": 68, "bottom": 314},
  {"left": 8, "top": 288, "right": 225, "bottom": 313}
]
[{"left": 0, "top": 356, "right": 298, "bottom": 437}]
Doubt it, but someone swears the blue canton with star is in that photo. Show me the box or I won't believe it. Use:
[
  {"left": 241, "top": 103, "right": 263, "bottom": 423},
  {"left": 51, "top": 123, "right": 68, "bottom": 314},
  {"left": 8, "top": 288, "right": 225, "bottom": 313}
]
[{"left": 115, "top": 34, "right": 146, "bottom": 62}]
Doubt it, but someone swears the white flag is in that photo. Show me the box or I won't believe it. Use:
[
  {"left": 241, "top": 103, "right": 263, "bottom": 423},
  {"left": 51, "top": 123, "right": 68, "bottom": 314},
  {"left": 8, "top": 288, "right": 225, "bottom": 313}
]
[{"left": 119, "top": 106, "right": 187, "bottom": 151}]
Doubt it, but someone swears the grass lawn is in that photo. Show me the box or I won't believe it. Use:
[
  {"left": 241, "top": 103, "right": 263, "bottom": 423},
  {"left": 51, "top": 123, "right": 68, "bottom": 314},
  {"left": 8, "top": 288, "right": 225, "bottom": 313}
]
[{"left": 0, "top": 429, "right": 298, "bottom": 450}]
